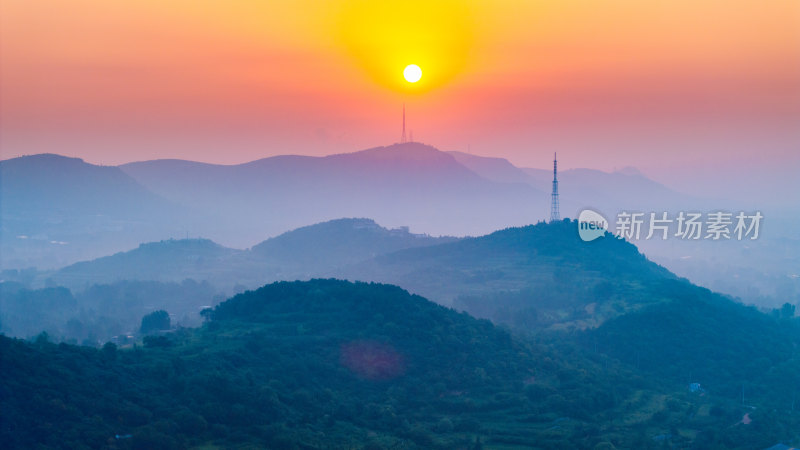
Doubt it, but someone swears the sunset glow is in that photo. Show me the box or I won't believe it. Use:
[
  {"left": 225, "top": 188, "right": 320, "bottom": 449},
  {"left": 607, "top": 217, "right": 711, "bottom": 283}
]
[{"left": 0, "top": 0, "right": 798, "bottom": 176}]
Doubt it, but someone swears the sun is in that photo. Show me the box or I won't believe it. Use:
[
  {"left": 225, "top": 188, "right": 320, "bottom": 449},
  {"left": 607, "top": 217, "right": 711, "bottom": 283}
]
[{"left": 403, "top": 64, "right": 422, "bottom": 83}]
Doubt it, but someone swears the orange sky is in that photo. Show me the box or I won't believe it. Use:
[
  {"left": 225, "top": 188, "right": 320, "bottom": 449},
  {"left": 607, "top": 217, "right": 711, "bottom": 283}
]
[{"left": 1, "top": 0, "right": 798, "bottom": 173}]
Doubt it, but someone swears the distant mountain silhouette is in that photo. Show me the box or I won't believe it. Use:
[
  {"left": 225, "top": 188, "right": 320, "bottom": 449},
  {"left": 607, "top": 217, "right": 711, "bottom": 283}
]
[
  {"left": 0, "top": 154, "right": 186, "bottom": 269},
  {"left": 56, "top": 238, "right": 239, "bottom": 286},
  {"left": 448, "top": 150, "right": 702, "bottom": 215},
  {"left": 524, "top": 166, "right": 698, "bottom": 212},
  {"left": 250, "top": 217, "right": 458, "bottom": 271},
  {"left": 53, "top": 218, "right": 456, "bottom": 290},
  {"left": 120, "top": 142, "right": 548, "bottom": 247},
  {"left": 447, "top": 151, "right": 535, "bottom": 185},
  {"left": 0, "top": 146, "right": 724, "bottom": 287},
  {"left": 0, "top": 154, "right": 169, "bottom": 217}
]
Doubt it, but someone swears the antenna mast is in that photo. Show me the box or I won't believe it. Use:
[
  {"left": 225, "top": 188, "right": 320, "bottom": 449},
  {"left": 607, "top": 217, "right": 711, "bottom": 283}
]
[{"left": 550, "top": 152, "right": 560, "bottom": 222}]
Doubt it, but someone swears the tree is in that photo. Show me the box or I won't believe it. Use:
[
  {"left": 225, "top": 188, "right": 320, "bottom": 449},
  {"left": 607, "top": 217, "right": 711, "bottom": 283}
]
[
  {"left": 34, "top": 331, "right": 50, "bottom": 345},
  {"left": 140, "top": 310, "right": 170, "bottom": 335},
  {"left": 780, "top": 303, "right": 796, "bottom": 319},
  {"left": 102, "top": 341, "right": 117, "bottom": 359},
  {"left": 200, "top": 307, "right": 213, "bottom": 322}
]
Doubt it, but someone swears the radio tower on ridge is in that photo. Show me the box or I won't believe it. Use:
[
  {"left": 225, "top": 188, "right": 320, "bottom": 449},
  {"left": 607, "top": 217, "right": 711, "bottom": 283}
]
[
  {"left": 400, "top": 104, "right": 407, "bottom": 143},
  {"left": 550, "top": 152, "right": 560, "bottom": 222}
]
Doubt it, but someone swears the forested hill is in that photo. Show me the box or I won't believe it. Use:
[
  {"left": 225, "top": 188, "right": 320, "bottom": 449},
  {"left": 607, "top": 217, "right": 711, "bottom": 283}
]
[
  {"left": 589, "top": 277, "right": 800, "bottom": 398},
  {"left": 374, "top": 218, "right": 672, "bottom": 281},
  {"left": 0, "top": 280, "right": 655, "bottom": 449},
  {"left": 346, "top": 219, "right": 677, "bottom": 328},
  {"left": 2, "top": 279, "right": 798, "bottom": 449}
]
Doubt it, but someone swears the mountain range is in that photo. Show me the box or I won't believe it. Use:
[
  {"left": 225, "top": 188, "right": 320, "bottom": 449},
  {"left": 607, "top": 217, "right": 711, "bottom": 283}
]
[
  {"left": 1, "top": 143, "right": 696, "bottom": 269},
  {"left": 3, "top": 143, "right": 795, "bottom": 306},
  {"left": 448, "top": 150, "right": 697, "bottom": 214},
  {"left": 0, "top": 154, "right": 186, "bottom": 269},
  {"left": 118, "top": 143, "right": 546, "bottom": 245}
]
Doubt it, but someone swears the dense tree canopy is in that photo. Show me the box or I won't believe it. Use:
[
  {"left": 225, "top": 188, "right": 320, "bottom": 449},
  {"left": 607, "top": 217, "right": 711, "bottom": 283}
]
[
  {"left": 139, "top": 310, "right": 170, "bottom": 335},
  {"left": 2, "top": 279, "right": 798, "bottom": 449}
]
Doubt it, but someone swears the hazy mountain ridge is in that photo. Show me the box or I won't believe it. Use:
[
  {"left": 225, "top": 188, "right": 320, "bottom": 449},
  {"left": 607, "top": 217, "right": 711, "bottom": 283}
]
[
  {"left": 50, "top": 218, "right": 457, "bottom": 290},
  {"left": 119, "top": 142, "right": 548, "bottom": 245},
  {"left": 3, "top": 145, "right": 794, "bottom": 306},
  {"left": 447, "top": 150, "right": 543, "bottom": 185},
  {"left": 250, "top": 217, "right": 459, "bottom": 270},
  {"left": 448, "top": 149, "right": 701, "bottom": 213},
  {"left": 56, "top": 238, "right": 239, "bottom": 286},
  {"left": 1, "top": 154, "right": 168, "bottom": 216},
  {"left": 0, "top": 154, "right": 189, "bottom": 269},
  {"left": 0, "top": 144, "right": 704, "bottom": 269}
]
